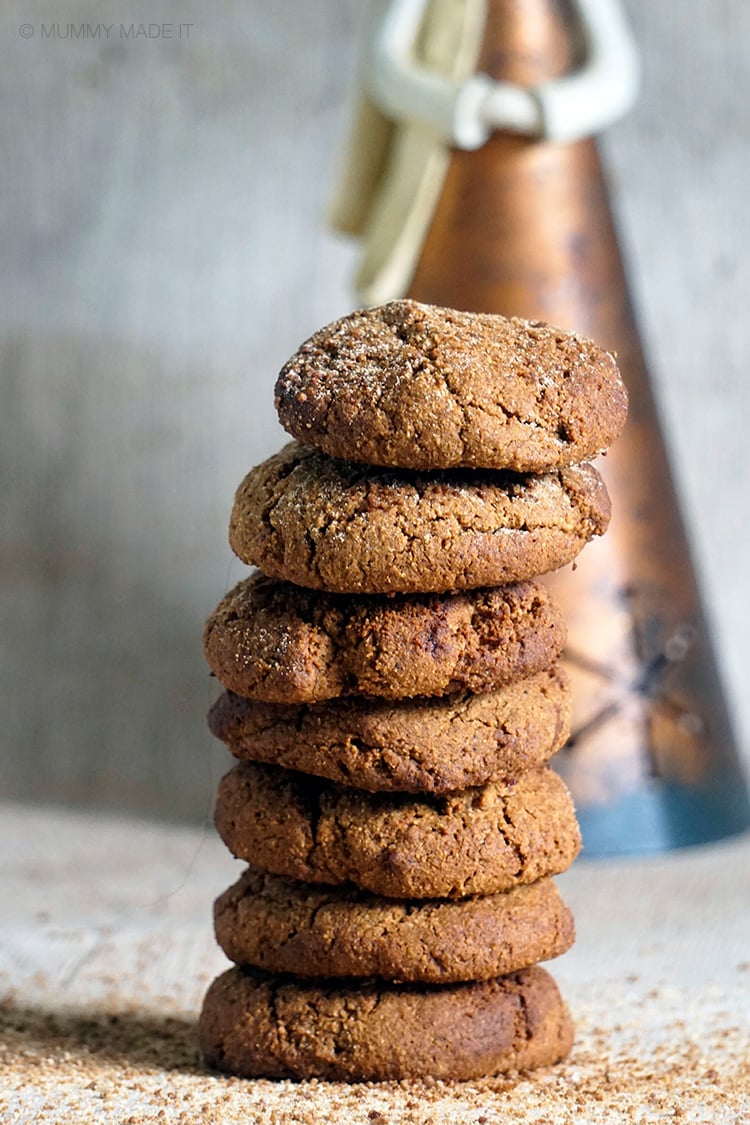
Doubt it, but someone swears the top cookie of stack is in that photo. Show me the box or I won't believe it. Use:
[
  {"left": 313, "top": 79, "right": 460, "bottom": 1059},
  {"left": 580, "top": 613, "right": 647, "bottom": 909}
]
[
  {"left": 275, "top": 299, "right": 626, "bottom": 471},
  {"left": 228, "top": 300, "right": 625, "bottom": 595}
]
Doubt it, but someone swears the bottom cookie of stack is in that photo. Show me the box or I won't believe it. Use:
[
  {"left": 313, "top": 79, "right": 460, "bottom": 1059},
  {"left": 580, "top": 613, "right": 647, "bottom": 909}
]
[{"left": 199, "top": 965, "right": 574, "bottom": 1082}]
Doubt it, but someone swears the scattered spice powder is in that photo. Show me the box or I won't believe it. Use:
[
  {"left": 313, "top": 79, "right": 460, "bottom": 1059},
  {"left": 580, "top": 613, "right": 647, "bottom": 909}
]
[{"left": 2, "top": 985, "right": 748, "bottom": 1123}]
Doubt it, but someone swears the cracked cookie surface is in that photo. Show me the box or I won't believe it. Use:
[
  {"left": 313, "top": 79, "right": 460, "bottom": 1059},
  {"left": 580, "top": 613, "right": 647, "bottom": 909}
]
[
  {"left": 208, "top": 665, "right": 571, "bottom": 793},
  {"left": 203, "top": 572, "right": 566, "bottom": 702},
  {"left": 275, "top": 299, "right": 627, "bottom": 471},
  {"left": 199, "top": 964, "right": 574, "bottom": 1080},
  {"left": 214, "top": 868, "right": 574, "bottom": 983},
  {"left": 214, "top": 761, "right": 581, "bottom": 899},
  {"left": 229, "top": 443, "right": 610, "bottom": 593}
]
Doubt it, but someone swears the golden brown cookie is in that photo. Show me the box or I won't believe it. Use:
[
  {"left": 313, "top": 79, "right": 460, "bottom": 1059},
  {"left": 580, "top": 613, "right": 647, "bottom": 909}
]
[
  {"left": 229, "top": 443, "right": 610, "bottom": 593},
  {"left": 199, "top": 965, "right": 574, "bottom": 1081},
  {"left": 214, "top": 761, "right": 581, "bottom": 899},
  {"left": 275, "top": 300, "right": 627, "bottom": 471},
  {"left": 214, "top": 868, "right": 575, "bottom": 983},
  {"left": 208, "top": 665, "right": 571, "bottom": 794},
  {"left": 203, "top": 572, "right": 566, "bottom": 703}
]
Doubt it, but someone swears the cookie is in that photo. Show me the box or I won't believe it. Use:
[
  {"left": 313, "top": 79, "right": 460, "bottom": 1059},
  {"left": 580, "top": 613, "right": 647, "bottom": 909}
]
[
  {"left": 199, "top": 964, "right": 574, "bottom": 1081},
  {"left": 214, "top": 868, "right": 575, "bottom": 983},
  {"left": 203, "top": 572, "right": 566, "bottom": 703},
  {"left": 229, "top": 443, "right": 610, "bottom": 593},
  {"left": 208, "top": 665, "right": 571, "bottom": 794},
  {"left": 275, "top": 300, "right": 627, "bottom": 471},
  {"left": 214, "top": 762, "right": 581, "bottom": 899}
]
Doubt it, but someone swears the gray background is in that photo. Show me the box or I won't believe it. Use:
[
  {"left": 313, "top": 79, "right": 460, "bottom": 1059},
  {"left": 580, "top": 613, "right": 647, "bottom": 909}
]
[{"left": 2, "top": 1, "right": 748, "bottom": 820}]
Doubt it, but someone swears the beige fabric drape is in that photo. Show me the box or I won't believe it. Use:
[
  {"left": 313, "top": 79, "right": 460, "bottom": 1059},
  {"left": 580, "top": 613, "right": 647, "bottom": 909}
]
[{"left": 330, "top": 0, "right": 486, "bottom": 304}]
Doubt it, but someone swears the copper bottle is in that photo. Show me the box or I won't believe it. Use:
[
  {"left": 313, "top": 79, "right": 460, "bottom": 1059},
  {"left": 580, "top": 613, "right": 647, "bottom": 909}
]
[{"left": 408, "top": 0, "right": 750, "bottom": 852}]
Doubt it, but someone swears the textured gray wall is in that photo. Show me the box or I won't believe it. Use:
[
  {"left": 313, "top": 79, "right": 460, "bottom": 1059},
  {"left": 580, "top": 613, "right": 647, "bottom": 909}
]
[{"left": 1, "top": 1, "right": 748, "bottom": 820}]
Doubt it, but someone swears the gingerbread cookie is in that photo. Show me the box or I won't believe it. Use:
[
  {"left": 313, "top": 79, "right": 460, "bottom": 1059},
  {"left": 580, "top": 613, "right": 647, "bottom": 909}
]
[
  {"left": 229, "top": 444, "right": 610, "bottom": 593},
  {"left": 199, "top": 964, "right": 574, "bottom": 1081},
  {"left": 214, "top": 868, "right": 574, "bottom": 983},
  {"left": 214, "top": 761, "right": 581, "bottom": 899},
  {"left": 275, "top": 300, "right": 627, "bottom": 471},
  {"left": 208, "top": 665, "right": 571, "bottom": 793},
  {"left": 203, "top": 573, "right": 565, "bottom": 703}
]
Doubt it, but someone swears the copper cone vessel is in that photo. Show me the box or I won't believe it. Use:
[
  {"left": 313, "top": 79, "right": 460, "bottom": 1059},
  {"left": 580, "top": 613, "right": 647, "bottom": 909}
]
[{"left": 408, "top": 0, "right": 750, "bottom": 852}]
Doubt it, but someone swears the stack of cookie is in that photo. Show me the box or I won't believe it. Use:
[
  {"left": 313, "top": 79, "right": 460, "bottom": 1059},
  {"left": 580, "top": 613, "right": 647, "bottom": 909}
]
[{"left": 199, "top": 301, "right": 627, "bottom": 1081}]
